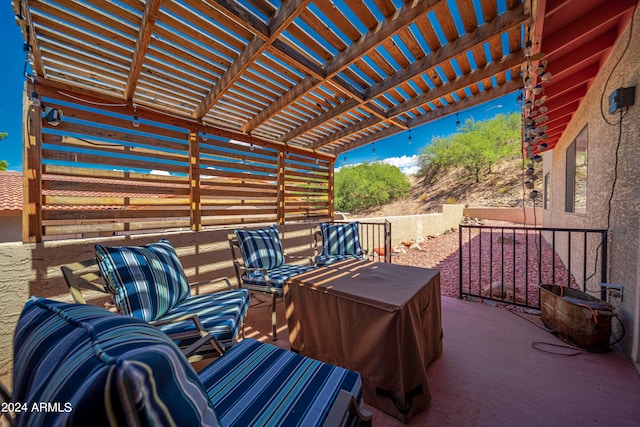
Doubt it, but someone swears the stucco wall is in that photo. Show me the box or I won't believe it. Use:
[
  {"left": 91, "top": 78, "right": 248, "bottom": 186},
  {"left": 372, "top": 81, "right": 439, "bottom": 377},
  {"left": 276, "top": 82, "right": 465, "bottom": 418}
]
[
  {"left": 463, "top": 207, "right": 543, "bottom": 225},
  {"left": 542, "top": 9, "right": 640, "bottom": 362},
  {"left": 0, "top": 223, "right": 316, "bottom": 374},
  {"left": 0, "top": 214, "right": 21, "bottom": 243},
  {"left": 352, "top": 204, "right": 465, "bottom": 245}
]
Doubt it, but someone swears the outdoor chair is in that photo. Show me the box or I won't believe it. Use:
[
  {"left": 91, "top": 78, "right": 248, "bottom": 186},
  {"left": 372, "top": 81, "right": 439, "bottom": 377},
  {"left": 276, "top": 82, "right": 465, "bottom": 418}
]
[
  {"left": 61, "top": 239, "right": 250, "bottom": 358},
  {"left": 315, "top": 221, "right": 368, "bottom": 266},
  {"left": 7, "top": 297, "right": 372, "bottom": 426},
  {"left": 230, "top": 224, "right": 316, "bottom": 340}
]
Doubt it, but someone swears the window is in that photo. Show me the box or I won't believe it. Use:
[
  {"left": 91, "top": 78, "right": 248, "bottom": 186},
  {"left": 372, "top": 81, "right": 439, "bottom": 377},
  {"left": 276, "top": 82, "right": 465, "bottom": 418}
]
[
  {"left": 565, "top": 126, "right": 588, "bottom": 213},
  {"left": 543, "top": 172, "right": 550, "bottom": 209}
]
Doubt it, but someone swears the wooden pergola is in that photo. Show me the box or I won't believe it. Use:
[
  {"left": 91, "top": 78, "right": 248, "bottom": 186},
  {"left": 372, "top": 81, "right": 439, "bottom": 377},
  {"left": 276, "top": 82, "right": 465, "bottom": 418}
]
[{"left": 17, "top": 0, "right": 631, "bottom": 242}]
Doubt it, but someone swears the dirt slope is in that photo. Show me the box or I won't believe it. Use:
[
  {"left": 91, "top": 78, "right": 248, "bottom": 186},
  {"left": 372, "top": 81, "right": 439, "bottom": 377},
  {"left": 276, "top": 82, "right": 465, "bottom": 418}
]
[{"left": 354, "top": 156, "right": 532, "bottom": 217}]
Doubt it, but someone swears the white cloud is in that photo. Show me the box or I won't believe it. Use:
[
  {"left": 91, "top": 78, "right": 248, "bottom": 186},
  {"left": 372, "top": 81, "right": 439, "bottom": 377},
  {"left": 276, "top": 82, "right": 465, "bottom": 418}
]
[
  {"left": 334, "top": 155, "right": 420, "bottom": 175},
  {"left": 380, "top": 155, "right": 420, "bottom": 175}
]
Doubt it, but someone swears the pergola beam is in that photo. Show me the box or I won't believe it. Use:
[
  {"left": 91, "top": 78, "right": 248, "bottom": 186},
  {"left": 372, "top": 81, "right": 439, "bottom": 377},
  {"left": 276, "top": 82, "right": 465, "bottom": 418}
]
[
  {"left": 125, "top": 0, "right": 162, "bottom": 100},
  {"left": 192, "top": 0, "right": 312, "bottom": 119},
  {"left": 282, "top": 4, "right": 525, "bottom": 144},
  {"left": 330, "top": 79, "right": 521, "bottom": 154},
  {"left": 311, "top": 51, "right": 523, "bottom": 149}
]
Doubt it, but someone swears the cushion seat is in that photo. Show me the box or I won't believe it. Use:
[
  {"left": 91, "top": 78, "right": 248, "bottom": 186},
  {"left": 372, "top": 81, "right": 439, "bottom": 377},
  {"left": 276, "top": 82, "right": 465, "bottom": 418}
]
[
  {"left": 241, "top": 264, "right": 317, "bottom": 290},
  {"left": 200, "top": 338, "right": 362, "bottom": 427},
  {"left": 156, "top": 288, "right": 250, "bottom": 349}
]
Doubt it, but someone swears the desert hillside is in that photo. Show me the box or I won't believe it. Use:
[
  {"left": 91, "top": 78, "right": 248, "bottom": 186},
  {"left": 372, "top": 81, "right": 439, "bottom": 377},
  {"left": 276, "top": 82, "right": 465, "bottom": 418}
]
[{"left": 354, "top": 156, "right": 533, "bottom": 217}]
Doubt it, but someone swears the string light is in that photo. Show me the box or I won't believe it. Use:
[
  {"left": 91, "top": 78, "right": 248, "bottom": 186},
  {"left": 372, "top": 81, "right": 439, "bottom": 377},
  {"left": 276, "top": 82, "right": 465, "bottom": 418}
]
[
  {"left": 132, "top": 104, "right": 140, "bottom": 128},
  {"left": 408, "top": 128, "right": 412, "bottom": 144}
]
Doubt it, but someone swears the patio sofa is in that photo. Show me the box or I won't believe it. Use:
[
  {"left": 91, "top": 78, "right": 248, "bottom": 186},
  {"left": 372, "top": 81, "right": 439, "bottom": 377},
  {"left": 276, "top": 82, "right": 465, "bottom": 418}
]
[{"left": 9, "top": 297, "right": 371, "bottom": 426}]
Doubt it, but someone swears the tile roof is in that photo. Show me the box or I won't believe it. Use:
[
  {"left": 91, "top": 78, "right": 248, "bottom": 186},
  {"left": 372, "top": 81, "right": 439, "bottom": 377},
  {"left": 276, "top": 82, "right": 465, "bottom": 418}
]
[{"left": 0, "top": 172, "right": 22, "bottom": 212}]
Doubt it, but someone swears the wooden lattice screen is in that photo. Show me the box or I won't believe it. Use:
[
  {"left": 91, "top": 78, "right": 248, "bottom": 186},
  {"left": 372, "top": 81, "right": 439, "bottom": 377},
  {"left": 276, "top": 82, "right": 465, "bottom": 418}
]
[{"left": 23, "top": 85, "right": 334, "bottom": 242}]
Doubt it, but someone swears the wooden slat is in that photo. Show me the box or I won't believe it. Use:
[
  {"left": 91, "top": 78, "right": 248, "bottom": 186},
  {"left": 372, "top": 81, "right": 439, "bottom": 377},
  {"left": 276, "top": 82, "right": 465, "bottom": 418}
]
[
  {"left": 43, "top": 219, "right": 192, "bottom": 236},
  {"left": 43, "top": 209, "right": 190, "bottom": 221}
]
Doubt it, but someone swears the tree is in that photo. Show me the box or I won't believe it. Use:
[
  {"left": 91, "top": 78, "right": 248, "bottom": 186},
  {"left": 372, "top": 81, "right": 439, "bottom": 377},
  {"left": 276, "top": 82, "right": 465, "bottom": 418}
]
[
  {"left": 0, "top": 132, "right": 7, "bottom": 171},
  {"left": 334, "top": 163, "right": 410, "bottom": 212},
  {"left": 417, "top": 112, "right": 521, "bottom": 183}
]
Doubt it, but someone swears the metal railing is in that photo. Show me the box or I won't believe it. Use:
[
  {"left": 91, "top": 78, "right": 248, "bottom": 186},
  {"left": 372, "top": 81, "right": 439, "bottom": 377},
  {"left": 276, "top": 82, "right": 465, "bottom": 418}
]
[
  {"left": 458, "top": 225, "right": 607, "bottom": 309},
  {"left": 335, "top": 220, "right": 392, "bottom": 263}
]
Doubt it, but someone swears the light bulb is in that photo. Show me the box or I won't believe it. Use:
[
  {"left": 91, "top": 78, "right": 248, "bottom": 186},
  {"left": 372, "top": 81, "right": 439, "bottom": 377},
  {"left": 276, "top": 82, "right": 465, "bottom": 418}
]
[
  {"left": 541, "top": 71, "right": 552, "bottom": 82},
  {"left": 31, "top": 91, "right": 40, "bottom": 107},
  {"left": 526, "top": 167, "right": 535, "bottom": 176},
  {"left": 530, "top": 190, "right": 539, "bottom": 199},
  {"left": 250, "top": 143, "right": 254, "bottom": 151},
  {"left": 538, "top": 142, "right": 548, "bottom": 150},
  {"left": 132, "top": 115, "right": 140, "bottom": 128},
  {"left": 533, "top": 154, "right": 542, "bottom": 163},
  {"left": 533, "top": 85, "right": 543, "bottom": 95},
  {"left": 202, "top": 131, "right": 208, "bottom": 141},
  {"left": 525, "top": 181, "right": 534, "bottom": 189}
]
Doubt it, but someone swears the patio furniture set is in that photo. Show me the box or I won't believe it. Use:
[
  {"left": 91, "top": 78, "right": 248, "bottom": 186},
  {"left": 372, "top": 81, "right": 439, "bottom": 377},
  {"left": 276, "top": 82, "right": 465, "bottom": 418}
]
[{"left": 4, "top": 221, "right": 442, "bottom": 425}]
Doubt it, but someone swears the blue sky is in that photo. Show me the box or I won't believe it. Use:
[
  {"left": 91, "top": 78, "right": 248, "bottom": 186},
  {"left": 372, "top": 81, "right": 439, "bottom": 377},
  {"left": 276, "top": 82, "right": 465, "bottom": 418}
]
[{"left": 0, "top": 5, "right": 520, "bottom": 174}]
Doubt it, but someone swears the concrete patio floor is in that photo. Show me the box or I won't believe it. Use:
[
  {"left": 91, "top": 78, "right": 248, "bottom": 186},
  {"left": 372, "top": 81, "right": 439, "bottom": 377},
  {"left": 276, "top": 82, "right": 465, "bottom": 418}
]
[{"left": 244, "top": 294, "right": 640, "bottom": 427}]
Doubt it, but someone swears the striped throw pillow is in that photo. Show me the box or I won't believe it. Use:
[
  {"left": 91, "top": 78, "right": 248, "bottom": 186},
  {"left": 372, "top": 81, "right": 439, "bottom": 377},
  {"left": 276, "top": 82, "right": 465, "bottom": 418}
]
[
  {"left": 12, "top": 297, "right": 219, "bottom": 427},
  {"left": 95, "top": 239, "right": 190, "bottom": 322},
  {"left": 234, "top": 225, "right": 285, "bottom": 271},
  {"left": 320, "top": 222, "right": 363, "bottom": 256}
]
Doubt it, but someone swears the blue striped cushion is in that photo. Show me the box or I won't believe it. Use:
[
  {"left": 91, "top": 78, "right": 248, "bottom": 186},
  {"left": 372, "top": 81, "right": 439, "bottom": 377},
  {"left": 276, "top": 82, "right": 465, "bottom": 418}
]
[
  {"left": 156, "top": 289, "right": 250, "bottom": 350},
  {"left": 235, "top": 225, "right": 285, "bottom": 270},
  {"left": 316, "top": 254, "right": 363, "bottom": 266},
  {"left": 13, "top": 297, "right": 219, "bottom": 427},
  {"left": 320, "top": 222, "right": 363, "bottom": 257},
  {"left": 242, "top": 264, "right": 317, "bottom": 289},
  {"left": 200, "top": 338, "right": 363, "bottom": 427},
  {"left": 95, "top": 239, "right": 190, "bottom": 322}
]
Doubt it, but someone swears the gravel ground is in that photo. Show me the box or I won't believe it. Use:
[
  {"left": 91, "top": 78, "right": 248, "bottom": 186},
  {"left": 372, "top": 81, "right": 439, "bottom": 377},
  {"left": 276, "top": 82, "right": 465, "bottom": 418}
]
[{"left": 390, "top": 221, "right": 581, "bottom": 309}]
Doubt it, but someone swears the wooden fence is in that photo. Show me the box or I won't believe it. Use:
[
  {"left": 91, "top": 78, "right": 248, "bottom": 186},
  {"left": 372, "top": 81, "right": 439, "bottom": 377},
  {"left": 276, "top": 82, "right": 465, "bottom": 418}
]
[{"left": 23, "top": 83, "right": 335, "bottom": 242}]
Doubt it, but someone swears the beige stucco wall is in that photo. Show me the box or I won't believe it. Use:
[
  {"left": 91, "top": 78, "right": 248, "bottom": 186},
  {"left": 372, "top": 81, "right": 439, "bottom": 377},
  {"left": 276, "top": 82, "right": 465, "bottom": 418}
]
[
  {"left": 0, "top": 214, "right": 21, "bottom": 243},
  {"left": 463, "top": 207, "right": 543, "bottom": 225},
  {"left": 352, "top": 204, "right": 465, "bottom": 245},
  {"left": 0, "top": 223, "right": 316, "bottom": 376},
  {"left": 542, "top": 9, "right": 640, "bottom": 363}
]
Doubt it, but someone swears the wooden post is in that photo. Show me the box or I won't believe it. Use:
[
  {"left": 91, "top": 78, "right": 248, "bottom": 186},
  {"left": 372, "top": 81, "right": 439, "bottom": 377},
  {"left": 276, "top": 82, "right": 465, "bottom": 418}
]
[
  {"left": 189, "top": 129, "right": 201, "bottom": 231},
  {"left": 22, "top": 82, "right": 42, "bottom": 242},
  {"left": 276, "top": 151, "right": 285, "bottom": 224},
  {"left": 328, "top": 160, "right": 335, "bottom": 220}
]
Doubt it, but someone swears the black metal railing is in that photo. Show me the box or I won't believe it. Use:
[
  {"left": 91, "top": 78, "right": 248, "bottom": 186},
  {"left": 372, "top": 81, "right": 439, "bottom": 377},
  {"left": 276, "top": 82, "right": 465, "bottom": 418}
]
[
  {"left": 458, "top": 225, "right": 607, "bottom": 309},
  {"left": 335, "top": 220, "right": 392, "bottom": 263}
]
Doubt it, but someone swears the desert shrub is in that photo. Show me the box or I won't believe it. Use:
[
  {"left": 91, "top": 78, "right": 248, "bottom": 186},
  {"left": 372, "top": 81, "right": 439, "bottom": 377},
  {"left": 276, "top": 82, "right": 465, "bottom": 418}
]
[
  {"left": 335, "top": 163, "right": 410, "bottom": 212},
  {"left": 418, "top": 112, "right": 521, "bottom": 183}
]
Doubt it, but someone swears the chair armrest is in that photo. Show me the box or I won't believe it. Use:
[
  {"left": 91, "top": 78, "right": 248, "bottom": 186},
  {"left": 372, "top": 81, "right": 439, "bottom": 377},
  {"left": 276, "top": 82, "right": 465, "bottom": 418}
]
[
  {"left": 150, "top": 313, "right": 225, "bottom": 357},
  {"left": 322, "top": 389, "right": 372, "bottom": 427}
]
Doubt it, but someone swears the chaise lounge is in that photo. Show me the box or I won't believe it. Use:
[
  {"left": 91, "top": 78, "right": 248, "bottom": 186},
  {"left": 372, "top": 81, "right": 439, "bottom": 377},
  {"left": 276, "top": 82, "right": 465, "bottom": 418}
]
[{"left": 9, "top": 297, "right": 371, "bottom": 426}]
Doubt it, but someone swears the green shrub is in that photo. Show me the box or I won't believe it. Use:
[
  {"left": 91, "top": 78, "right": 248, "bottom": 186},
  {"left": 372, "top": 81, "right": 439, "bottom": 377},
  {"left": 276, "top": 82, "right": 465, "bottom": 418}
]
[{"left": 335, "top": 163, "right": 410, "bottom": 212}]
